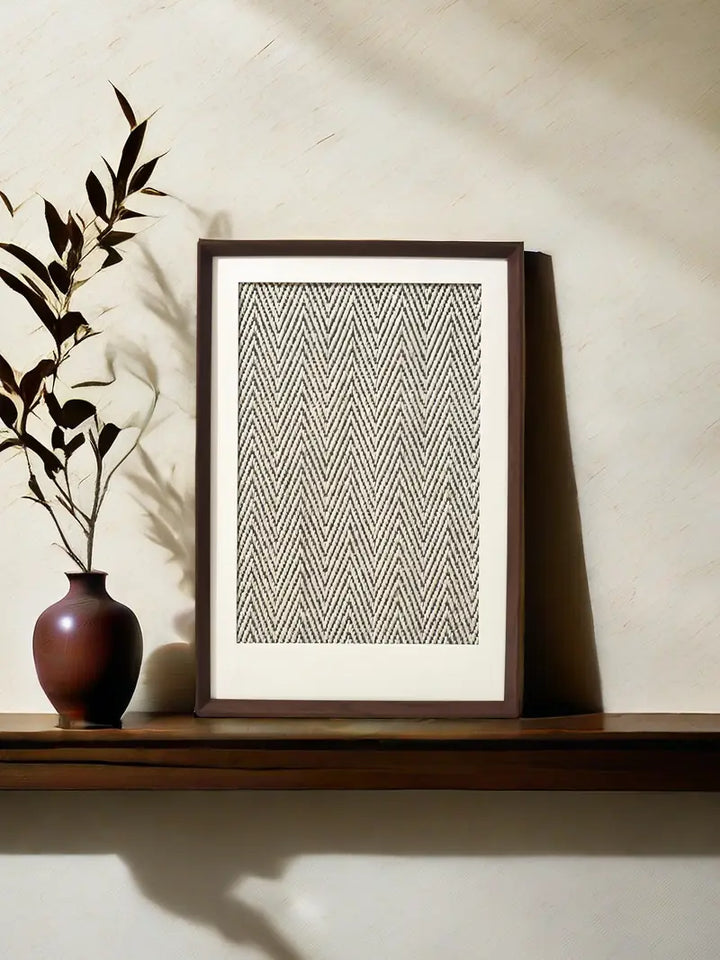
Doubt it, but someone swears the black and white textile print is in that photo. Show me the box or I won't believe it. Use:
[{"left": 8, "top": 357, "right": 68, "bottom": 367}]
[{"left": 236, "top": 282, "right": 482, "bottom": 645}]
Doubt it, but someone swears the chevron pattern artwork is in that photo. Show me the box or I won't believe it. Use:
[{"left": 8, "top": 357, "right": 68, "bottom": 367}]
[{"left": 236, "top": 281, "right": 482, "bottom": 644}]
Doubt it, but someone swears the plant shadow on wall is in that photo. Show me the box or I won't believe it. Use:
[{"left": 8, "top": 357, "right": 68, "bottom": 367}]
[
  {"left": 0, "top": 791, "right": 719, "bottom": 958},
  {"left": 128, "top": 211, "right": 232, "bottom": 712}
]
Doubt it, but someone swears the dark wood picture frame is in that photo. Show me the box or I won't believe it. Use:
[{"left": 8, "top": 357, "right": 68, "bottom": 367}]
[{"left": 196, "top": 240, "right": 524, "bottom": 719}]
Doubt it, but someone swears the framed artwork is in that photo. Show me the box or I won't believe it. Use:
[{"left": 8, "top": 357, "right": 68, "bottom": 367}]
[{"left": 196, "top": 241, "right": 524, "bottom": 718}]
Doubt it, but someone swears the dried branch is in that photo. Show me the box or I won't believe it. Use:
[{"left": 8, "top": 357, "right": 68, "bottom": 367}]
[{"left": 0, "top": 86, "right": 169, "bottom": 569}]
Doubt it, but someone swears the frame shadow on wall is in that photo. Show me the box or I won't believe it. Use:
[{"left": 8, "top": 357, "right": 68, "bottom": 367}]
[
  {"left": 522, "top": 252, "right": 602, "bottom": 715},
  {"left": 136, "top": 244, "right": 600, "bottom": 715}
]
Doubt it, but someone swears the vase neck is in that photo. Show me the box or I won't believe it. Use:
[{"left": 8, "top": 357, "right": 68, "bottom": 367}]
[{"left": 65, "top": 572, "right": 109, "bottom": 598}]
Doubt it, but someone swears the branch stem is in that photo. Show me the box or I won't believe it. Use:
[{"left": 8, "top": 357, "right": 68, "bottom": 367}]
[{"left": 86, "top": 433, "right": 104, "bottom": 572}]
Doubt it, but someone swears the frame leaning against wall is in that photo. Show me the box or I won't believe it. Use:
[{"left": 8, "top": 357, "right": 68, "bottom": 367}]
[{"left": 196, "top": 240, "right": 524, "bottom": 719}]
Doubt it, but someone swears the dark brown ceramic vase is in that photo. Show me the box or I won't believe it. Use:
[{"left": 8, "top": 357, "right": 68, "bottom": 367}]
[{"left": 33, "top": 572, "right": 143, "bottom": 729}]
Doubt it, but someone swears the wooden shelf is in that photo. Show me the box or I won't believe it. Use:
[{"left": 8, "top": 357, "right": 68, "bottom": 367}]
[{"left": 1, "top": 713, "right": 719, "bottom": 790}]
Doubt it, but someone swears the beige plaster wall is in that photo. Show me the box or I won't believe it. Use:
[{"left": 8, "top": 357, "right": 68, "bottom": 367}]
[{"left": 0, "top": 2, "right": 718, "bottom": 958}]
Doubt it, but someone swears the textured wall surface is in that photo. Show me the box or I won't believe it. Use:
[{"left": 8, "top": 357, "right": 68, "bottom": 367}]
[{"left": 0, "top": 1, "right": 718, "bottom": 958}]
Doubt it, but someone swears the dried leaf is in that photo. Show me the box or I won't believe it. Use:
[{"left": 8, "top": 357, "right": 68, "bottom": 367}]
[
  {"left": 0, "top": 190, "right": 14, "bottom": 217},
  {"left": 51, "top": 425, "right": 65, "bottom": 451},
  {"left": 56, "top": 311, "right": 87, "bottom": 345},
  {"left": 66, "top": 213, "right": 84, "bottom": 253},
  {"left": 66, "top": 247, "right": 79, "bottom": 273},
  {"left": 0, "top": 353, "right": 18, "bottom": 394},
  {"left": 71, "top": 376, "right": 115, "bottom": 388},
  {"left": 101, "top": 248, "right": 123, "bottom": 270},
  {"left": 128, "top": 154, "right": 164, "bottom": 194},
  {"left": 28, "top": 473, "right": 44, "bottom": 499},
  {"left": 21, "top": 273, "right": 45, "bottom": 298},
  {"left": 0, "top": 437, "right": 20, "bottom": 454},
  {"left": 20, "top": 358, "right": 55, "bottom": 406},
  {"left": 101, "top": 157, "right": 119, "bottom": 203},
  {"left": 65, "top": 433, "right": 85, "bottom": 458},
  {"left": 101, "top": 231, "right": 135, "bottom": 247},
  {"left": 48, "top": 261, "right": 70, "bottom": 294},
  {"left": 117, "top": 119, "right": 147, "bottom": 188},
  {"left": 43, "top": 199, "right": 69, "bottom": 257},
  {"left": 140, "top": 187, "right": 168, "bottom": 197},
  {"left": 85, "top": 171, "right": 108, "bottom": 222},
  {"left": 60, "top": 398, "right": 95, "bottom": 429},
  {"left": 24, "top": 436, "right": 62, "bottom": 477},
  {"left": 98, "top": 422, "right": 121, "bottom": 458},
  {"left": 0, "top": 394, "right": 17, "bottom": 428},
  {"left": 77, "top": 328, "right": 100, "bottom": 342},
  {"left": 110, "top": 83, "right": 136, "bottom": 128},
  {"left": 118, "top": 209, "right": 147, "bottom": 221},
  {"left": 0, "top": 242, "right": 53, "bottom": 290},
  {"left": 44, "top": 391, "right": 62, "bottom": 424},
  {"left": 0, "top": 269, "right": 57, "bottom": 334}
]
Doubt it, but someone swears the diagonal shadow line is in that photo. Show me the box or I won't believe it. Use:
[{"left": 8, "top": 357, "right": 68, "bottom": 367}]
[
  {"left": 473, "top": 0, "right": 720, "bottom": 133},
  {"left": 242, "top": 0, "right": 719, "bottom": 278}
]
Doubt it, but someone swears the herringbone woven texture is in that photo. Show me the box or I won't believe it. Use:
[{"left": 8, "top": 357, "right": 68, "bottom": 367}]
[{"left": 236, "top": 282, "right": 482, "bottom": 644}]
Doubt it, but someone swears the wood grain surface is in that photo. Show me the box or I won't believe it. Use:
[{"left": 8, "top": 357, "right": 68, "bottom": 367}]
[{"left": 1, "top": 713, "right": 719, "bottom": 791}]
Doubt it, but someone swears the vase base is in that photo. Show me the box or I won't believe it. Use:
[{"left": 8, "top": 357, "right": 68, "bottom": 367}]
[
  {"left": 34, "top": 572, "right": 142, "bottom": 736},
  {"left": 57, "top": 716, "right": 122, "bottom": 730}
]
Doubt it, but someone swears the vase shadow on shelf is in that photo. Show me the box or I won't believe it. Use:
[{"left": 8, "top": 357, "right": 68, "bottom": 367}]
[
  {"left": 522, "top": 252, "right": 602, "bottom": 715},
  {"left": 126, "top": 442, "right": 196, "bottom": 713},
  {"left": 141, "top": 619, "right": 196, "bottom": 714}
]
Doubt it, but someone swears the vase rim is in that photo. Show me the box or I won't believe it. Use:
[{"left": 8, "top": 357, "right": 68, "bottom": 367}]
[{"left": 65, "top": 570, "right": 108, "bottom": 578}]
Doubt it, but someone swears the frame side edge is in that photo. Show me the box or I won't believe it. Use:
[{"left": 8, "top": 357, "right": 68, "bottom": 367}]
[
  {"left": 504, "top": 241, "right": 525, "bottom": 717},
  {"left": 195, "top": 242, "right": 213, "bottom": 714}
]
